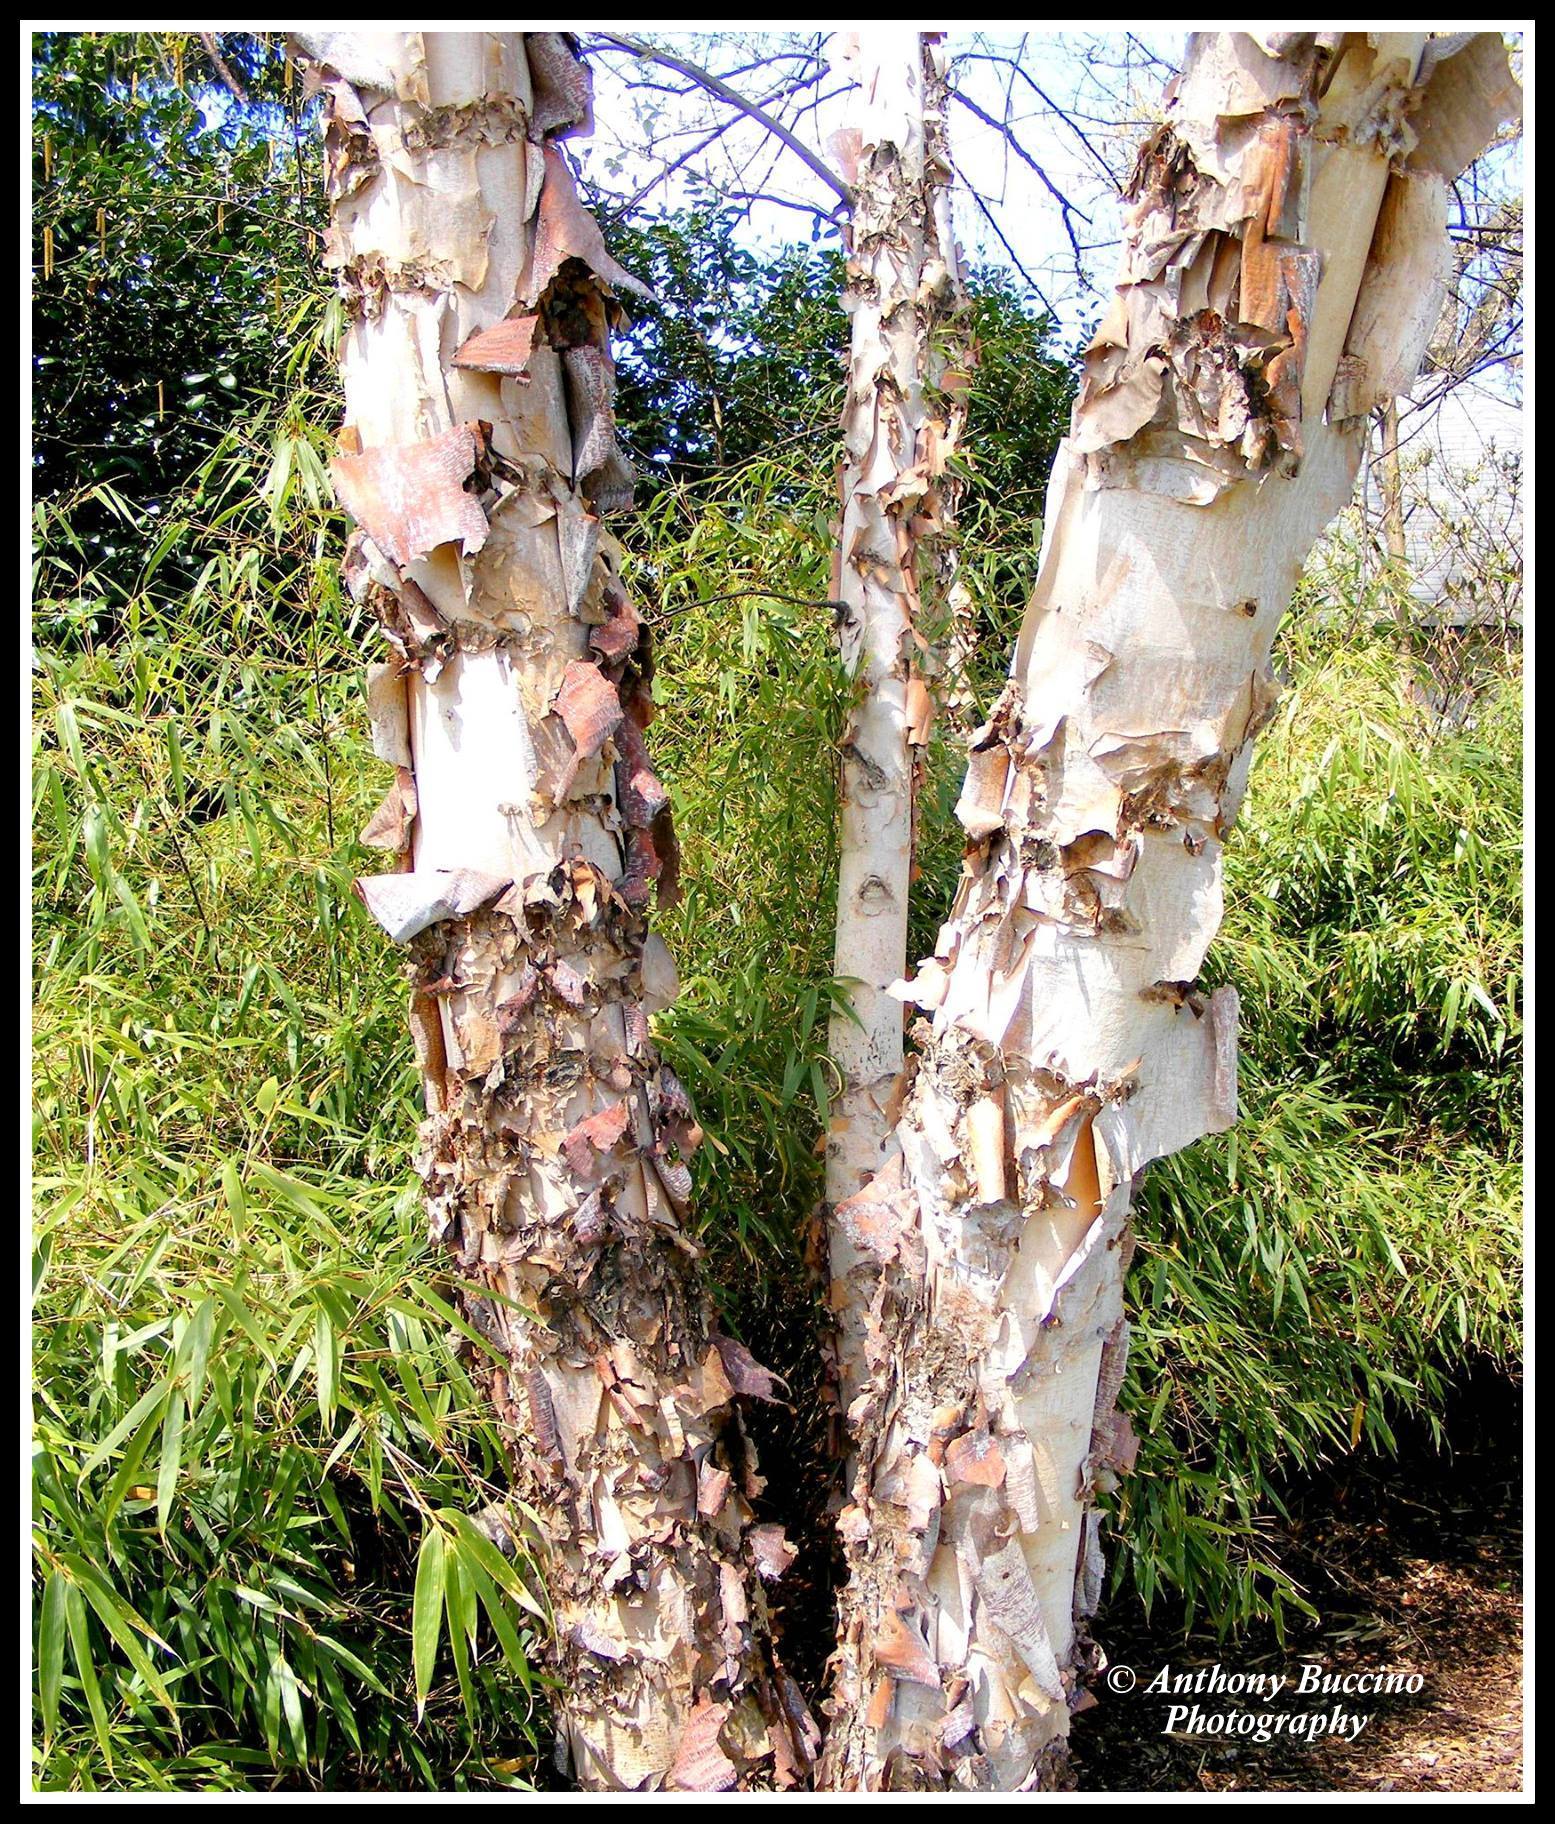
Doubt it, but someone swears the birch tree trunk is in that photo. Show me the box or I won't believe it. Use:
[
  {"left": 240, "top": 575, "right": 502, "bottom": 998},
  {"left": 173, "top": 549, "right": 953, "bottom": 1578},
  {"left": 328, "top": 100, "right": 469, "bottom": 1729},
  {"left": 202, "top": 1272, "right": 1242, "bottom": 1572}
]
[
  {"left": 296, "top": 30, "right": 816, "bottom": 1791},
  {"left": 821, "top": 30, "right": 1518, "bottom": 1791},
  {"left": 826, "top": 28, "right": 968, "bottom": 1416}
]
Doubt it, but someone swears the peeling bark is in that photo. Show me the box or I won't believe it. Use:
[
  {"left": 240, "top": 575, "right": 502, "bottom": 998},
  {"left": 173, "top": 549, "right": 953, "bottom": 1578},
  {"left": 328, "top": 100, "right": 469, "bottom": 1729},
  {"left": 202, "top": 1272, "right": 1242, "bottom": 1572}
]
[
  {"left": 825, "top": 29, "right": 970, "bottom": 1419},
  {"left": 298, "top": 30, "right": 815, "bottom": 1790},
  {"left": 820, "top": 31, "right": 1517, "bottom": 1791}
]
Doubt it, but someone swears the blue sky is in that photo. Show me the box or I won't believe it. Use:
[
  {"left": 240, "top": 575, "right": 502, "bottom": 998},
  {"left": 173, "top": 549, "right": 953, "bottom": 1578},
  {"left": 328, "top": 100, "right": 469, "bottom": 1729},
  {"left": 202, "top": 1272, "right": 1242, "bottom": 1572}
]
[{"left": 577, "top": 30, "right": 1185, "bottom": 347}]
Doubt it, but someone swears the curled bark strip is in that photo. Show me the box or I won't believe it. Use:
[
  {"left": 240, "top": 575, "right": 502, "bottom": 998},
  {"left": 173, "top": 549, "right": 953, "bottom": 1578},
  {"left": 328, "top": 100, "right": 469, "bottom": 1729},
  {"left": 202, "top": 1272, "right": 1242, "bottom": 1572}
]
[
  {"left": 310, "top": 30, "right": 813, "bottom": 1792},
  {"left": 553, "top": 660, "right": 624, "bottom": 761},
  {"left": 359, "top": 767, "right": 418, "bottom": 855},
  {"left": 667, "top": 1698, "right": 739, "bottom": 1792},
  {"left": 519, "top": 143, "right": 654, "bottom": 308},
  {"left": 453, "top": 313, "right": 541, "bottom": 377},
  {"left": 875, "top": 1611, "right": 942, "bottom": 1689},
  {"left": 365, "top": 661, "right": 412, "bottom": 766},
  {"left": 1328, "top": 172, "right": 1450, "bottom": 421},
  {"left": 748, "top": 1524, "right": 798, "bottom": 1583},
  {"left": 527, "top": 31, "right": 595, "bottom": 140},
  {"left": 560, "top": 1098, "right": 632, "bottom": 1177},
  {"left": 1406, "top": 33, "right": 1521, "bottom": 180},
  {"left": 712, "top": 1332, "right": 786, "bottom": 1403},
  {"left": 589, "top": 589, "right": 641, "bottom": 663},
  {"left": 649, "top": 804, "right": 682, "bottom": 909},
  {"left": 822, "top": 31, "right": 1516, "bottom": 1793},
  {"left": 833, "top": 1153, "right": 922, "bottom": 1271},
  {"left": 331, "top": 425, "right": 489, "bottom": 569},
  {"left": 562, "top": 342, "right": 636, "bottom": 512},
  {"left": 355, "top": 867, "right": 508, "bottom": 944},
  {"left": 614, "top": 715, "right": 671, "bottom": 827}
]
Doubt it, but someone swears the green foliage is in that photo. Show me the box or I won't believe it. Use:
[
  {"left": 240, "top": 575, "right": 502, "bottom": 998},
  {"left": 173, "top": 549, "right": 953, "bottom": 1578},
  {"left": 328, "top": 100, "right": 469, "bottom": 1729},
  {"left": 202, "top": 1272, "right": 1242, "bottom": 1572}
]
[
  {"left": 32, "top": 42, "right": 545, "bottom": 1780},
  {"left": 1230, "top": 564, "right": 1521, "bottom": 1148},
  {"left": 605, "top": 204, "right": 849, "bottom": 479},
  {"left": 630, "top": 455, "right": 853, "bottom": 1261},
  {"left": 32, "top": 31, "right": 321, "bottom": 581},
  {"left": 31, "top": 412, "right": 549, "bottom": 1794},
  {"left": 32, "top": 1169, "right": 548, "bottom": 1790},
  {"left": 952, "top": 271, "right": 1078, "bottom": 640}
]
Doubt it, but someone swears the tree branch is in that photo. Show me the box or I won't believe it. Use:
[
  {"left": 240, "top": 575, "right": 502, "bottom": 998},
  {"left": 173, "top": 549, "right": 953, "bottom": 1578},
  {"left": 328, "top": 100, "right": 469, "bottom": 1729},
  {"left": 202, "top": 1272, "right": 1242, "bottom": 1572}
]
[
  {"left": 599, "top": 60, "right": 831, "bottom": 223},
  {"left": 953, "top": 87, "right": 1091, "bottom": 282},
  {"left": 954, "top": 48, "right": 1120, "bottom": 185},
  {"left": 198, "top": 32, "right": 248, "bottom": 103},
  {"left": 950, "top": 152, "right": 1059, "bottom": 318},
  {"left": 590, "top": 31, "right": 850, "bottom": 209}
]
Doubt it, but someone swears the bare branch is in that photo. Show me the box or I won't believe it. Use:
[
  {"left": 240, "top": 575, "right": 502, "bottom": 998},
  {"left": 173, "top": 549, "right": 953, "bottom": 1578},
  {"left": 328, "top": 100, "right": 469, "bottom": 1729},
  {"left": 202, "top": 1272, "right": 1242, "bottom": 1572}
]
[
  {"left": 953, "top": 48, "right": 1120, "bottom": 185},
  {"left": 199, "top": 31, "right": 247, "bottom": 102},
  {"left": 950, "top": 152, "right": 1059, "bottom": 318},
  {"left": 719, "top": 189, "right": 841, "bottom": 230},
  {"left": 598, "top": 60, "right": 833, "bottom": 222},
  {"left": 953, "top": 86, "right": 1091, "bottom": 285},
  {"left": 590, "top": 31, "right": 850, "bottom": 208}
]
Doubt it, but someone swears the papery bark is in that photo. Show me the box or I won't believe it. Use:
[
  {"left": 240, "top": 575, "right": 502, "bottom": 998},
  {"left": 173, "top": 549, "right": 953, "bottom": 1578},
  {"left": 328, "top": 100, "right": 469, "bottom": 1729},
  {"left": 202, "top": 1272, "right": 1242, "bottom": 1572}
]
[
  {"left": 298, "top": 30, "right": 816, "bottom": 1791},
  {"left": 826, "top": 28, "right": 970, "bottom": 1418},
  {"left": 821, "top": 30, "right": 1518, "bottom": 1791}
]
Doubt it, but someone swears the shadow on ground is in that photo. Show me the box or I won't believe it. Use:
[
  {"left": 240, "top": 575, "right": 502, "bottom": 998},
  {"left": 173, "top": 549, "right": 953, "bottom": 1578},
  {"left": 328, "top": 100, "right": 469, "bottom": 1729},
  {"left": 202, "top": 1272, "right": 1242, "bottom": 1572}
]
[{"left": 1069, "top": 1365, "right": 1523, "bottom": 1793}]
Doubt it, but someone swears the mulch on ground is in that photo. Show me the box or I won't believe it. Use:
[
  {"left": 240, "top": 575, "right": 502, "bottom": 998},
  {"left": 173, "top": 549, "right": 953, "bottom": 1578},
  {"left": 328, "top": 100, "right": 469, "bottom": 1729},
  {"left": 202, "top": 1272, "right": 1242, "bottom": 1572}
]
[{"left": 1070, "top": 1370, "right": 1523, "bottom": 1793}]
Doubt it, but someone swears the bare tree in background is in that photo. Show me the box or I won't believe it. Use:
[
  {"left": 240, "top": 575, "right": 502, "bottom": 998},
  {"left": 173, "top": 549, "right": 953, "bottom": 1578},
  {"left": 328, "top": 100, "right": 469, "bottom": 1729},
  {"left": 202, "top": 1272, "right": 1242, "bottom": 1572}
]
[
  {"left": 578, "top": 29, "right": 1165, "bottom": 315},
  {"left": 1366, "top": 41, "right": 1522, "bottom": 587}
]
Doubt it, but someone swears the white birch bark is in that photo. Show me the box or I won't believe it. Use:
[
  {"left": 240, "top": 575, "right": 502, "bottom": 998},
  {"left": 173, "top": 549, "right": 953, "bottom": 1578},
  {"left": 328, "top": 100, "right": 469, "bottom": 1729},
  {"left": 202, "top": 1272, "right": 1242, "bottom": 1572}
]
[
  {"left": 296, "top": 30, "right": 817, "bottom": 1791},
  {"left": 821, "top": 30, "right": 1518, "bottom": 1792},
  {"left": 826, "top": 28, "right": 968, "bottom": 1417}
]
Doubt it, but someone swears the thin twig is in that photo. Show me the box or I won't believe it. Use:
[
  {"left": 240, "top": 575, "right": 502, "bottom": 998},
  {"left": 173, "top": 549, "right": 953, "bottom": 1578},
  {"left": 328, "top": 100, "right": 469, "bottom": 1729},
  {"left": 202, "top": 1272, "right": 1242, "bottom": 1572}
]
[
  {"left": 953, "top": 87, "right": 1091, "bottom": 283},
  {"left": 158, "top": 792, "right": 218, "bottom": 966},
  {"left": 951, "top": 153, "right": 1059, "bottom": 318},
  {"left": 651, "top": 587, "right": 843, "bottom": 624},
  {"left": 956, "top": 49, "right": 1120, "bottom": 185},
  {"left": 600, "top": 57, "right": 829, "bottom": 223},
  {"left": 591, "top": 31, "right": 850, "bottom": 209}
]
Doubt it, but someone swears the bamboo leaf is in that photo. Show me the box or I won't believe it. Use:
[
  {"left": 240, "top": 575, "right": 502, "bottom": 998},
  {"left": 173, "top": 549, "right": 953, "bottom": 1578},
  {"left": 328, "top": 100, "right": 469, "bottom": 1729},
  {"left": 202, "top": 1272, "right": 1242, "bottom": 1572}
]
[
  {"left": 156, "top": 1388, "right": 185, "bottom": 1536},
  {"left": 64, "top": 1579, "right": 112, "bottom": 1769},
  {"left": 411, "top": 1524, "right": 445, "bottom": 1717},
  {"left": 78, "top": 1381, "right": 168, "bottom": 1482},
  {"left": 65, "top": 1555, "right": 179, "bottom": 1717},
  {"left": 443, "top": 1551, "right": 477, "bottom": 1725},
  {"left": 102, "top": 1403, "right": 162, "bottom": 1526},
  {"left": 38, "top": 1571, "right": 67, "bottom": 1746},
  {"left": 313, "top": 1305, "right": 336, "bottom": 1430}
]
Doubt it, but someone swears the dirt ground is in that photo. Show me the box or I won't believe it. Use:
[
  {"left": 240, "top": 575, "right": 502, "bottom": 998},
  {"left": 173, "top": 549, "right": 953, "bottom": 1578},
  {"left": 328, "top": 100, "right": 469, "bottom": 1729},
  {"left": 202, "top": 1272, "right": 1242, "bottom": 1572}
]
[
  {"left": 1068, "top": 1373, "right": 1523, "bottom": 1794},
  {"left": 745, "top": 1345, "right": 1522, "bottom": 1795}
]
